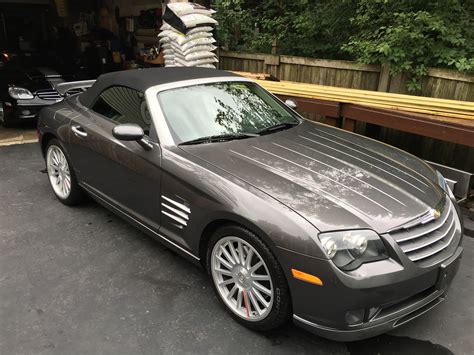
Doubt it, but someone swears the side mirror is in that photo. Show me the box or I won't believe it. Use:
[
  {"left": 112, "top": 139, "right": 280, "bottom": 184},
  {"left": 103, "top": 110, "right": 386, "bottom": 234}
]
[
  {"left": 112, "top": 123, "right": 153, "bottom": 150},
  {"left": 113, "top": 123, "right": 145, "bottom": 141},
  {"left": 285, "top": 99, "right": 298, "bottom": 110}
]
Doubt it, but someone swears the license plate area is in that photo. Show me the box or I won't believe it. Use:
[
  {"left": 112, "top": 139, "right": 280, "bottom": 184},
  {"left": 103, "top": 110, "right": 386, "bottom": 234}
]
[{"left": 436, "top": 248, "right": 462, "bottom": 291}]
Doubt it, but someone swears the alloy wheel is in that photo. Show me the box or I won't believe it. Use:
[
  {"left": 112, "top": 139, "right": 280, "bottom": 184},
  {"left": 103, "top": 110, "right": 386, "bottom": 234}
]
[
  {"left": 211, "top": 236, "right": 274, "bottom": 322},
  {"left": 46, "top": 145, "right": 72, "bottom": 199}
]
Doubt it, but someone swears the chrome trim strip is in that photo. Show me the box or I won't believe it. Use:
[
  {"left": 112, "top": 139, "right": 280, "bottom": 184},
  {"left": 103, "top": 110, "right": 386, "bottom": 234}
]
[
  {"left": 162, "top": 211, "right": 188, "bottom": 226},
  {"left": 401, "top": 213, "right": 455, "bottom": 253},
  {"left": 81, "top": 184, "right": 199, "bottom": 260},
  {"left": 299, "top": 135, "right": 426, "bottom": 195},
  {"left": 161, "top": 195, "right": 191, "bottom": 213},
  {"left": 274, "top": 142, "right": 407, "bottom": 208},
  {"left": 409, "top": 229, "right": 457, "bottom": 262},
  {"left": 311, "top": 129, "right": 436, "bottom": 190},
  {"left": 145, "top": 76, "right": 253, "bottom": 146},
  {"left": 309, "top": 131, "right": 432, "bottom": 192},
  {"left": 231, "top": 149, "right": 372, "bottom": 220},
  {"left": 161, "top": 203, "right": 189, "bottom": 220},
  {"left": 393, "top": 201, "right": 452, "bottom": 243},
  {"left": 254, "top": 145, "right": 394, "bottom": 214},
  {"left": 56, "top": 80, "right": 96, "bottom": 96}
]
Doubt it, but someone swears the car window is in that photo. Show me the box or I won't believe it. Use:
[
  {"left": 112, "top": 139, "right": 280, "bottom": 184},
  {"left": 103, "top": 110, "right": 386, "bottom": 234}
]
[
  {"left": 157, "top": 81, "right": 299, "bottom": 144},
  {"left": 91, "top": 86, "right": 152, "bottom": 135}
]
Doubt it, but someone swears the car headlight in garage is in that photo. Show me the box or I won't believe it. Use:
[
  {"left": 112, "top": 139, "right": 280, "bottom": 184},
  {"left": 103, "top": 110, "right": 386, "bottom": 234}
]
[
  {"left": 319, "top": 230, "right": 388, "bottom": 271},
  {"left": 8, "top": 86, "right": 34, "bottom": 100}
]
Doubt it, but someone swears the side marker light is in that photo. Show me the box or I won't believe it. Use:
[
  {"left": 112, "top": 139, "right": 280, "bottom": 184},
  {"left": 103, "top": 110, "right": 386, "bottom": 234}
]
[{"left": 291, "top": 269, "right": 323, "bottom": 286}]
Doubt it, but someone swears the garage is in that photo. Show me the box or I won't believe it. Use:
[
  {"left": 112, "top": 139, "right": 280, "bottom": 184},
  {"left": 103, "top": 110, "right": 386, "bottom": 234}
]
[{"left": 1, "top": 1, "right": 473, "bottom": 354}]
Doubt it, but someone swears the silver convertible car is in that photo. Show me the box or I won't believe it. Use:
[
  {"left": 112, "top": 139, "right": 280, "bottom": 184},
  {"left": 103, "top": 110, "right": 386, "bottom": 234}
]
[{"left": 37, "top": 68, "right": 463, "bottom": 341}]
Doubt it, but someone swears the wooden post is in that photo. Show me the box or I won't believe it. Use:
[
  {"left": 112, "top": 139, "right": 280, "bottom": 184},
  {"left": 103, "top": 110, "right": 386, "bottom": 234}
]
[
  {"left": 271, "top": 38, "right": 278, "bottom": 55},
  {"left": 343, "top": 117, "right": 356, "bottom": 132},
  {"left": 377, "top": 63, "right": 391, "bottom": 92}
]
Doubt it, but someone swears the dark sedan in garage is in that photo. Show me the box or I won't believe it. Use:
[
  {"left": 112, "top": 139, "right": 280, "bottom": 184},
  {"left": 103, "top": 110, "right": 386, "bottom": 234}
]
[
  {"left": 0, "top": 53, "right": 78, "bottom": 127},
  {"left": 37, "top": 68, "right": 463, "bottom": 341}
]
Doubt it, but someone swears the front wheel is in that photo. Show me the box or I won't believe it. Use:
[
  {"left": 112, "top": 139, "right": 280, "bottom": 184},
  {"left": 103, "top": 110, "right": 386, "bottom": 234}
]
[
  {"left": 0, "top": 103, "right": 12, "bottom": 127},
  {"left": 207, "top": 225, "right": 291, "bottom": 331},
  {"left": 45, "top": 139, "right": 84, "bottom": 205}
]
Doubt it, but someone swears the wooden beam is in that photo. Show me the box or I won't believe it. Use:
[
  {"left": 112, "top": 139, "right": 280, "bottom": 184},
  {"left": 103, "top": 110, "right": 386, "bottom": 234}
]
[
  {"left": 341, "top": 105, "right": 474, "bottom": 147},
  {"left": 275, "top": 95, "right": 341, "bottom": 119}
]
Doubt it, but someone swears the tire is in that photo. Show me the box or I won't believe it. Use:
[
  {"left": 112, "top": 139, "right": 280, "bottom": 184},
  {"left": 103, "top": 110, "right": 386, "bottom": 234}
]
[
  {"left": 45, "top": 139, "right": 84, "bottom": 205},
  {"left": 207, "top": 224, "right": 291, "bottom": 331},
  {"left": 0, "top": 105, "right": 12, "bottom": 128}
]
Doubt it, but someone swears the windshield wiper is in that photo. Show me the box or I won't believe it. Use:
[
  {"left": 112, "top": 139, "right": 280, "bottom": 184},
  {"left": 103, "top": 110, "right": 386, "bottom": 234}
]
[
  {"left": 257, "top": 121, "right": 299, "bottom": 135},
  {"left": 179, "top": 132, "right": 258, "bottom": 146}
]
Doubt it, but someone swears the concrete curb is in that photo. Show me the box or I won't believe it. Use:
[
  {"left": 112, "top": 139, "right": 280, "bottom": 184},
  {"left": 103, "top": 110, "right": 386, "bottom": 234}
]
[{"left": 0, "top": 138, "right": 38, "bottom": 147}]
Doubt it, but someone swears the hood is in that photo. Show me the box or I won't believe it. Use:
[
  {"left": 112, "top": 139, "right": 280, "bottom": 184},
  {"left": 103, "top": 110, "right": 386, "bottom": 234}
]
[
  {"left": 180, "top": 121, "right": 445, "bottom": 233},
  {"left": 1, "top": 65, "right": 63, "bottom": 94}
]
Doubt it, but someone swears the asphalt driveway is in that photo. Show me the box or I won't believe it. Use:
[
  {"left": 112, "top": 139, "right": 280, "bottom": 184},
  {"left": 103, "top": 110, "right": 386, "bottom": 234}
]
[{"left": 1, "top": 143, "right": 473, "bottom": 354}]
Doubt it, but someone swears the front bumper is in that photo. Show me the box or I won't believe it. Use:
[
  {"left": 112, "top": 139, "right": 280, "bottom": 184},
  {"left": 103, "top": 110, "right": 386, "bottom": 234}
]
[
  {"left": 3, "top": 97, "right": 61, "bottom": 121},
  {"left": 292, "top": 247, "right": 463, "bottom": 341},
  {"left": 276, "top": 239, "right": 463, "bottom": 342}
]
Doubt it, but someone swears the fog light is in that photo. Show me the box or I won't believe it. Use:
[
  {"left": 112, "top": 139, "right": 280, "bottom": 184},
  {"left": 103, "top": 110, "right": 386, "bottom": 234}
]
[
  {"left": 21, "top": 109, "right": 31, "bottom": 116},
  {"left": 368, "top": 307, "right": 381, "bottom": 319},
  {"left": 345, "top": 309, "right": 365, "bottom": 325}
]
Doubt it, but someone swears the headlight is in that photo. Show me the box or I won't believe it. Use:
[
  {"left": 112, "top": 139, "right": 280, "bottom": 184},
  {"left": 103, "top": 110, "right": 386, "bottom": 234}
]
[
  {"left": 8, "top": 86, "right": 33, "bottom": 100},
  {"left": 319, "top": 230, "right": 387, "bottom": 271}
]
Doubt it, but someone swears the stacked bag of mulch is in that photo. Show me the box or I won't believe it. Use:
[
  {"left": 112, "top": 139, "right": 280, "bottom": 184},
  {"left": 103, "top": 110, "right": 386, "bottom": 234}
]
[{"left": 158, "top": 2, "right": 218, "bottom": 68}]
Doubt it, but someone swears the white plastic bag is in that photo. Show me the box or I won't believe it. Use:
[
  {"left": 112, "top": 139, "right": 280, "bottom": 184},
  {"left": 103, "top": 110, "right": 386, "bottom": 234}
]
[
  {"left": 158, "top": 29, "right": 212, "bottom": 45},
  {"left": 180, "top": 44, "right": 217, "bottom": 56},
  {"left": 186, "top": 26, "right": 213, "bottom": 35},
  {"left": 160, "top": 22, "right": 213, "bottom": 36},
  {"left": 167, "top": 2, "right": 216, "bottom": 17},
  {"left": 171, "top": 37, "right": 216, "bottom": 53},
  {"left": 185, "top": 50, "right": 216, "bottom": 61},
  {"left": 179, "top": 14, "right": 217, "bottom": 28}
]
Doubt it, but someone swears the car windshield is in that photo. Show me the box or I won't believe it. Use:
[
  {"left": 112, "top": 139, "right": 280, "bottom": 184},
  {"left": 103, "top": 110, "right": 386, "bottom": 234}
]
[{"left": 157, "top": 81, "right": 300, "bottom": 144}]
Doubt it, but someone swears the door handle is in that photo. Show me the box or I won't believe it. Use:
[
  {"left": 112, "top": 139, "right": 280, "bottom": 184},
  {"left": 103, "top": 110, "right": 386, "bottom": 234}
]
[{"left": 71, "top": 125, "right": 87, "bottom": 138}]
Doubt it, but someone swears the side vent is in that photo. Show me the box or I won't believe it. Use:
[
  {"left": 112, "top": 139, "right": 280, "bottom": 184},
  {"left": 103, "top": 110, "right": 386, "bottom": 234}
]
[{"left": 161, "top": 195, "right": 190, "bottom": 229}]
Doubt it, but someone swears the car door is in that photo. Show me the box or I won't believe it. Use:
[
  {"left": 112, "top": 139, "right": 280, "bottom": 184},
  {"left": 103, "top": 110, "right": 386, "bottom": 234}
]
[{"left": 68, "top": 86, "right": 162, "bottom": 231}]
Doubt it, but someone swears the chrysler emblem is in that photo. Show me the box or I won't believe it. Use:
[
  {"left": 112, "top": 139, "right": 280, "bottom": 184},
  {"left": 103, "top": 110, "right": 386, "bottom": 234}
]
[{"left": 431, "top": 209, "right": 441, "bottom": 219}]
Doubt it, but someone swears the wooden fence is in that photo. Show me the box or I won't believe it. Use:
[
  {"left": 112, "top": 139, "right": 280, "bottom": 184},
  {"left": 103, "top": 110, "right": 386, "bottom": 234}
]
[
  {"left": 218, "top": 51, "right": 474, "bottom": 172},
  {"left": 218, "top": 51, "right": 474, "bottom": 102}
]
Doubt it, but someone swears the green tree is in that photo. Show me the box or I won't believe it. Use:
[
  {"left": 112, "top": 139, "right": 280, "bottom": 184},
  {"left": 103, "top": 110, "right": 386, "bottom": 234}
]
[
  {"left": 212, "top": 0, "right": 357, "bottom": 59},
  {"left": 212, "top": 0, "right": 473, "bottom": 91},
  {"left": 342, "top": 0, "right": 474, "bottom": 91}
]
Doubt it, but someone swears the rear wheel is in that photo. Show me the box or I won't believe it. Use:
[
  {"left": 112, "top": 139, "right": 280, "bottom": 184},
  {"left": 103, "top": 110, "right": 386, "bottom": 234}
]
[
  {"left": 207, "top": 225, "right": 291, "bottom": 331},
  {"left": 45, "top": 139, "right": 84, "bottom": 205}
]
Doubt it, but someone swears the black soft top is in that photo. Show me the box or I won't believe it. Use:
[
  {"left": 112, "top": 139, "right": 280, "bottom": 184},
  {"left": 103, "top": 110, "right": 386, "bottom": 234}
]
[{"left": 80, "top": 67, "right": 240, "bottom": 108}]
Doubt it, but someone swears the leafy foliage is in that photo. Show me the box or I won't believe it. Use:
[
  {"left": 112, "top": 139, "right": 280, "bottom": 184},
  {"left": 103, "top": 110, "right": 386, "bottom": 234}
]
[
  {"left": 211, "top": 0, "right": 473, "bottom": 91},
  {"left": 343, "top": 0, "right": 474, "bottom": 91},
  {"left": 212, "top": 0, "right": 357, "bottom": 59}
]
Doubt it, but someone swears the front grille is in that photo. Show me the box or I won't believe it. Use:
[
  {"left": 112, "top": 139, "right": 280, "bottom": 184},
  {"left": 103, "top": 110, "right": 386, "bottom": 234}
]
[
  {"left": 64, "top": 88, "right": 84, "bottom": 96},
  {"left": 36, "top": 89, "right": 61, "bottom": 100},
  {"left": 388, "top": 198, "right": 460, "bottom": 267}
]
